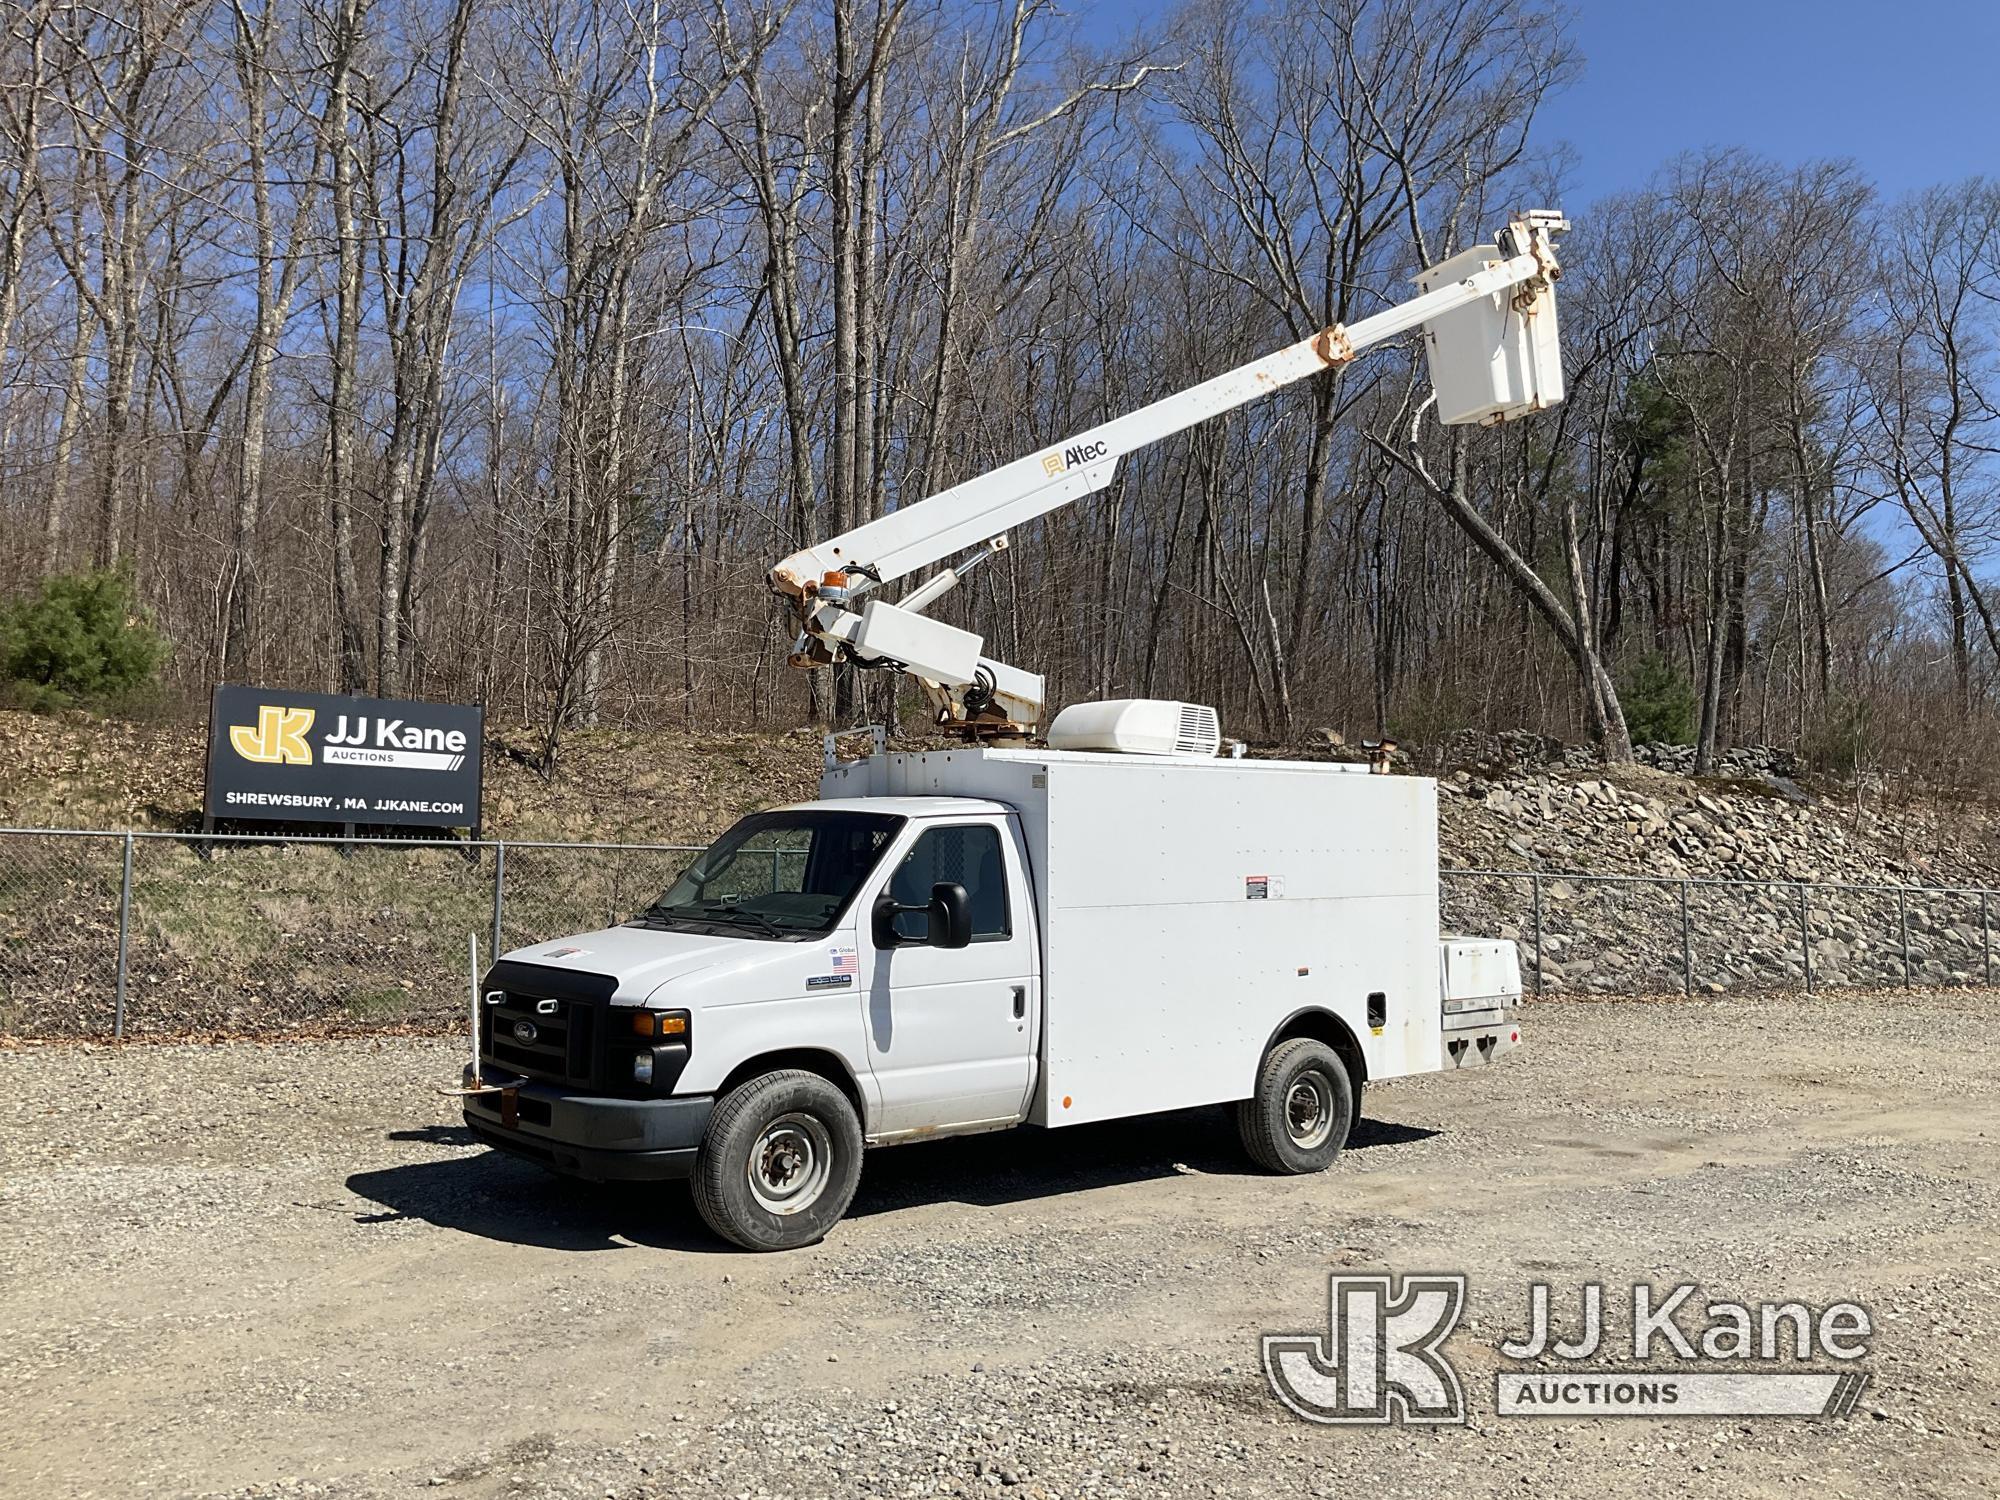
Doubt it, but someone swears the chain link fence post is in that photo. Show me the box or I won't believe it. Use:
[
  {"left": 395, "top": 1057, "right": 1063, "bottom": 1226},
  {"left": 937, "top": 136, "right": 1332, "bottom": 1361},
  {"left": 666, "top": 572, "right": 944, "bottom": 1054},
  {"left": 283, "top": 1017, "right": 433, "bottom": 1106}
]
[
  {"left": 1899, "top": 888, "right": 1912, "bottom": 987},
  {"left": 1798, "top": 882, "right": 1813, "bottom": 993},
  {"left": 490, "top": 840, "right": 506, "bottom": 966},
  {"left": 113, "top": 832, "right": 134, "bottom": 1040},
  {"left": 1983, "top": 890, "right": 1992, "bottom": 989},
  {"left": 1531, "top": 871, "right": 1544, "bottom": 997},
  {"left": 1680, "top": 879, "right": 1693, "bottom": 996}
]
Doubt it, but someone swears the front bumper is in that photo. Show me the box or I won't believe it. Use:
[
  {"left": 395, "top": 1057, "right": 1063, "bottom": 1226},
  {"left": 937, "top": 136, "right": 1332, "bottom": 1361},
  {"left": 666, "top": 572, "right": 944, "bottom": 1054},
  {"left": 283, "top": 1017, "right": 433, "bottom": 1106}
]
[{"left": 460, "top": 1064, "right": 714, "bottom": 1182}]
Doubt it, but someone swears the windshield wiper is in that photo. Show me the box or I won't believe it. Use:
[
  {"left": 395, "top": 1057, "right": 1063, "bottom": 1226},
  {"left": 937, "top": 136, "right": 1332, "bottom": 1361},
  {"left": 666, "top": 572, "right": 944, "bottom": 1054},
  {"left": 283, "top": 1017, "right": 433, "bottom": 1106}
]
[
  {"left": 695, "top": 900, "right": 790, "bottom": 938},
  {"left": 631, "top": 901, "right": 691, "bottom": 927}
]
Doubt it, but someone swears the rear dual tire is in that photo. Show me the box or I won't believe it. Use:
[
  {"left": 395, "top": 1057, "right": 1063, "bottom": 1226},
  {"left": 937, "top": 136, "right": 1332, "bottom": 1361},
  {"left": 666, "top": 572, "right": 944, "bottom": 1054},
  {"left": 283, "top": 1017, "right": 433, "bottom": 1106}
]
[{"left": 1236, "top": 1037, "right": 1359, "bottom": 1174}]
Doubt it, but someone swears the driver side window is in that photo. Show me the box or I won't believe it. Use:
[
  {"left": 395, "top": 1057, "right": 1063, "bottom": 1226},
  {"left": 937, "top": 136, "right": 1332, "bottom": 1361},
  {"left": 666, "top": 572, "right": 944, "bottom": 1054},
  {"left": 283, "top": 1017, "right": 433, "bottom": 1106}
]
[{"left": 889, "top": 824, "right": 1011, "bottom": 943}]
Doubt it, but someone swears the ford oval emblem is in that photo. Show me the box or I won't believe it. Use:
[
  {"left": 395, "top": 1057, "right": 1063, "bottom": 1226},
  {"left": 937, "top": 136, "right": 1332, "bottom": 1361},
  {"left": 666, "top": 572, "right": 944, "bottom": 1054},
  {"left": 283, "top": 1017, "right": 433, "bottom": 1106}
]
[{"left": 512, "top": 1019, "right": 538, "bottom": 1044}]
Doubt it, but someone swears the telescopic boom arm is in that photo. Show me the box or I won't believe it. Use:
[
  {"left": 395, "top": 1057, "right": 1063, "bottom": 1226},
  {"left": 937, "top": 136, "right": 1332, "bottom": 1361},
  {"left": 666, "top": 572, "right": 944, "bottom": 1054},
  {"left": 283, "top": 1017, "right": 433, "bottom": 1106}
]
[{"left": 770, "top": 210, "right": 1569, "bottom": 737}]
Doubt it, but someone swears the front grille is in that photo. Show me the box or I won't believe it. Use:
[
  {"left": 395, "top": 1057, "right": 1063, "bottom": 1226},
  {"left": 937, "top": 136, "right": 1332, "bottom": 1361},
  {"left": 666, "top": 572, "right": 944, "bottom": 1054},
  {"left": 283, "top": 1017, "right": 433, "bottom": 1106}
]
[
  {"left": 480, "top": 990, "right": 600, "bottom": 1088},
  {"left": 475, "top": 961, "right": 636, "bottom": 1096}
]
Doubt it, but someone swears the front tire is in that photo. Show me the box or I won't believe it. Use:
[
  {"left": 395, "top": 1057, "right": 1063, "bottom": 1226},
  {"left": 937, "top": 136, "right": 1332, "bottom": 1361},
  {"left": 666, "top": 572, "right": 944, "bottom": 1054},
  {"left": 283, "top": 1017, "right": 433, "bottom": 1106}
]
[
  {"left": 1236, "top": 1038, "right": 1355, "bottom": 1174},
  {"left": 692, "top": 1070, "right": 864, "bottom": 1250}
]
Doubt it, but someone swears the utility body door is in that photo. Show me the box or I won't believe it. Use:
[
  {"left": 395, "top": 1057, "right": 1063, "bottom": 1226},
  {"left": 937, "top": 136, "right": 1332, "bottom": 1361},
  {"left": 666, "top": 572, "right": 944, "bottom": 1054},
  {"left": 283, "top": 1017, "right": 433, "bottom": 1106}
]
[{"left": 859, "top": 816, "right": 1039, "bottom": 1137}]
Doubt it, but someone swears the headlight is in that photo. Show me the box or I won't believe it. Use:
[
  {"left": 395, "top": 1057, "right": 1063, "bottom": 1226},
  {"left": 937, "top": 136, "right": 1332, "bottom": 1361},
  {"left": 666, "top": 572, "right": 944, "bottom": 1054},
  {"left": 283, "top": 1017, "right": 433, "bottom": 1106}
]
[{"left": 632, "top": 1052, "right": 654, "bottom": 1084}]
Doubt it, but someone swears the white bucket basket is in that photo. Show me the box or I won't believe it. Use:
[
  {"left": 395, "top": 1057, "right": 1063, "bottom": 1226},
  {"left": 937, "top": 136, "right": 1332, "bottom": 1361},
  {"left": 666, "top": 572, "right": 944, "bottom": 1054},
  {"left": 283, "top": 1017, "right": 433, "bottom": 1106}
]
[{"left": 1418, "top": 243, "right": 1564, "bottom": 426}]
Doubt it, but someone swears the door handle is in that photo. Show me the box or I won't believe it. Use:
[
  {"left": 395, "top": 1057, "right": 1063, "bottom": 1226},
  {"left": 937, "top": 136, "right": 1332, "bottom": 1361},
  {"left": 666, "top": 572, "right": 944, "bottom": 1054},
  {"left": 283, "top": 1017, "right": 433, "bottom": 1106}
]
[{"left": 1011, "top": 985, "right": 1026, "bottom": 1019}]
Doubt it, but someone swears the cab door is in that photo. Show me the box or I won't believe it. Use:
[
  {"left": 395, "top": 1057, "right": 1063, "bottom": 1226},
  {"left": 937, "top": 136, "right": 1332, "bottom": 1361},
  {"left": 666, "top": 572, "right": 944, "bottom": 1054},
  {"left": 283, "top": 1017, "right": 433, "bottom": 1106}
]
[{"left": 858, "top": 817, "right": 1039, "bottom": 1137}]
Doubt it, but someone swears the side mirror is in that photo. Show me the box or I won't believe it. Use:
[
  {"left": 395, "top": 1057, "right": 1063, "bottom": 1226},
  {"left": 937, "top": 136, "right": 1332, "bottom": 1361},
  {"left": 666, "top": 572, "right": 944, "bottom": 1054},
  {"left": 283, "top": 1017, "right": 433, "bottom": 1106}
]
[
  {"left": 870, "top": 881, "right": 974, "bottom": 950},
  {"left": 926, "top": 882, "right": 973, "bottom": 949}
]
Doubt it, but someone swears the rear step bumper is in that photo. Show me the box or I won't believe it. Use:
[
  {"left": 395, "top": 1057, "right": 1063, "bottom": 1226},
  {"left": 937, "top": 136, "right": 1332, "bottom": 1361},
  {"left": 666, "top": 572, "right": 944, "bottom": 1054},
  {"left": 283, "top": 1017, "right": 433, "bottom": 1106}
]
[
  {"left": 460, "top": 1064, "right": 713, "bottom": 1182},
  {"left": 1440, "top": 1018, "right": 1521, "bottom": 1069}
]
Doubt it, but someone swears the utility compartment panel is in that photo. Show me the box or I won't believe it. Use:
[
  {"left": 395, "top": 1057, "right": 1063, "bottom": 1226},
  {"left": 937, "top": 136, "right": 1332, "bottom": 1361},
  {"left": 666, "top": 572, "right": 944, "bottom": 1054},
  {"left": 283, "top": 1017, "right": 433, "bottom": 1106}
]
[
  {"left": 1439, "top": 937, "right": 1523, "bottom": 1029},
  {"left": 822, "top": 748, "right": 1442, "bottom": 1128}
]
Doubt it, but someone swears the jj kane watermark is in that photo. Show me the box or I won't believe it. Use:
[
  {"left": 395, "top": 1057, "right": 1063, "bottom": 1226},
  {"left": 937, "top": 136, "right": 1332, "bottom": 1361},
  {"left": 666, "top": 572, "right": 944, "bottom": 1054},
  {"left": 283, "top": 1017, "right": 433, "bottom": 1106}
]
[{"left": 1264, "top": 1275, "right": 1872, "bottom": 1424}]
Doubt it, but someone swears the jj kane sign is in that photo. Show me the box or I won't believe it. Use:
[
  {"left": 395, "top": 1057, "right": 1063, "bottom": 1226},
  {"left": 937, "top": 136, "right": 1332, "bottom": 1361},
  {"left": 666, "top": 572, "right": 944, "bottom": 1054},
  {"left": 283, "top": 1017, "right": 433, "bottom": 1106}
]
[{"left": 204, "top": 685, "right": 484, "bottom": 832}]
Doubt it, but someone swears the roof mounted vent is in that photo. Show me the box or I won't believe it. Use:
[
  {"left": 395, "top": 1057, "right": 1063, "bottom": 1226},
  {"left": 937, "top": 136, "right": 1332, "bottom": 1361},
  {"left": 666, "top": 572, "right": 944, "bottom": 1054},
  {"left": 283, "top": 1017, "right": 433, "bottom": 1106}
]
[{"left": 1046, "top": 700, "right": 1222, "bottom": 758}]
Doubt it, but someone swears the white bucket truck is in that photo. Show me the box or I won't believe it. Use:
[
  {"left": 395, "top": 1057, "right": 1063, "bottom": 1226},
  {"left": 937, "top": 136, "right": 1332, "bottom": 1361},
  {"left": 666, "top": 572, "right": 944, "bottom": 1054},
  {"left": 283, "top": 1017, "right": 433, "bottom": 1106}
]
[
  {"left": 462, "top": 213, "right": 1568, "bottom": 1248},
  {"left": 463, "top": 703, "right": 1522, "bottom": 1250}
]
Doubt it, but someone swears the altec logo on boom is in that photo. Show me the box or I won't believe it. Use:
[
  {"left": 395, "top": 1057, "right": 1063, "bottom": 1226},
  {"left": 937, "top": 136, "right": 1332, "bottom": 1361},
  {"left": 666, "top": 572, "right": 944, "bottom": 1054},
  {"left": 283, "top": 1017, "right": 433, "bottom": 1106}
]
[{"left": 1040, "top": 438, "right": 1109, "bottom": 477}]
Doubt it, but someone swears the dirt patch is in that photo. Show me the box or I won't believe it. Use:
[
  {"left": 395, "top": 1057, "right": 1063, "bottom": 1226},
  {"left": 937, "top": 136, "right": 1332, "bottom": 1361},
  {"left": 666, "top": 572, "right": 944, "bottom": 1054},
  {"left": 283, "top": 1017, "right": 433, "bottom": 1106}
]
[{"left": 1, "top": 991, "right": 1994, "bottom": 1498}]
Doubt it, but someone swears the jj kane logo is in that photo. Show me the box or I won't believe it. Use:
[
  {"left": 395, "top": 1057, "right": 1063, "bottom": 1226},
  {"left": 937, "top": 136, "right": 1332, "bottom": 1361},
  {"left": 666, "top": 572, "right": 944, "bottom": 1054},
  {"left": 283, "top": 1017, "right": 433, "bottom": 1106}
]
[
  {"left": 229, "top": 705, "right": 315, "bottom": 765},
  {"left": 320, "top": 714, "right": 471, "bottom": 772},
  {"left": 228, "top": 705, "right": 469, "bottom": 773},
  {"left": 1264, "top": 1274, "right": 1468, "bottom": 1425},
  {"left": 1265, "top": 1276, "right": 1873, "bottom": 1425},
  {"left": 1040, "top": 438, "right": 1109, "bottom": 477}
]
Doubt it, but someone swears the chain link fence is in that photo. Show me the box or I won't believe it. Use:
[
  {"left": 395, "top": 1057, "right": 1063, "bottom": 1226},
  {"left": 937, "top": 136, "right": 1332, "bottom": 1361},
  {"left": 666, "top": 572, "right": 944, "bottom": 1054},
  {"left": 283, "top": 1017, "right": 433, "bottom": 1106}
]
[
  {"left": 5, "top": 828, "right": 1996, "bottom": 1037},
  {"left": 0, "top": 828, "right": 701, "bottom": 1038},
  {"left": 1441, "top": 868, "right": 1999, "bottom": 996}
]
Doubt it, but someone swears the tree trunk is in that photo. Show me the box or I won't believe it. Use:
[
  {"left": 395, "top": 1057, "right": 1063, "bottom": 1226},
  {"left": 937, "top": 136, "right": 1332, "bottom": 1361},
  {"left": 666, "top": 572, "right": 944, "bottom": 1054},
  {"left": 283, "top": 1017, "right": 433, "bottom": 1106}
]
[
  {"left": 1373, "top": 433, "right": 1633, "bottom": 763},
  {"left": 324, "top": 0, "right": 371, "bottom": 693}
]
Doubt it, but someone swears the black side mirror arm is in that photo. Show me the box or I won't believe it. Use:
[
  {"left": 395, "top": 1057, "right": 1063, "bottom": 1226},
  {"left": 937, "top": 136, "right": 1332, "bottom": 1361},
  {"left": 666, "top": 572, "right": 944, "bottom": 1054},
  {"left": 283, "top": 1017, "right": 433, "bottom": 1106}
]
[{"left": 871, "top": 892, "right": 909, "bottom": 950}]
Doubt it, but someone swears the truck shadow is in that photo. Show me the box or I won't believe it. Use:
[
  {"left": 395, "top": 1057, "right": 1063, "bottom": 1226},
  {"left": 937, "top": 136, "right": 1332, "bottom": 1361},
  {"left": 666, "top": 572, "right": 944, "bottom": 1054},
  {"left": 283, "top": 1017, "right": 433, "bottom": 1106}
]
[
  {"left": 344, "top": 1151, "right": 723, "bottom": 1253},
  {"left": 343, "top": 1112, "right": 1436, "bottom": 1251},
  {"left": 845, "top": 1108, "right": 1437, "bottom": 1218}
]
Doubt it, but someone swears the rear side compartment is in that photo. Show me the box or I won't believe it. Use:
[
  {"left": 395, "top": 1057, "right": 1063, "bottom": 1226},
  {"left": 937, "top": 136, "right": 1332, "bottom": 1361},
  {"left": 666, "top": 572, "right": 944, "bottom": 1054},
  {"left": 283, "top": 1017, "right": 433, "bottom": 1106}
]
[{"left": 1438, "top": 937, "right": 1522, "bottom": 1068}]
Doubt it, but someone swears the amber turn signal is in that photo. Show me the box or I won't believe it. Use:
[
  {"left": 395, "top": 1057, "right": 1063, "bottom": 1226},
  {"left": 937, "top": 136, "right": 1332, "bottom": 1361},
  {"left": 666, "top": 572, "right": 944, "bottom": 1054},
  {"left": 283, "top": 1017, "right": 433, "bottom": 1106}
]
[{"left": 630, "top": 1010, "right": 690, "bottom": 1039}]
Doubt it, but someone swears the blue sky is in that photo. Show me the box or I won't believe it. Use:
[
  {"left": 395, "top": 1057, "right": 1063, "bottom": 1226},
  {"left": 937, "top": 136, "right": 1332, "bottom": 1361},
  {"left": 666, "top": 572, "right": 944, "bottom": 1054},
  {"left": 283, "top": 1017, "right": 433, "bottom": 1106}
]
[
  {"left": 1535, "top": 0, "right": 2000, "bottom": 204},
  {"left": 1090, "top": 0, "right": 1997, "bottom": 206}
]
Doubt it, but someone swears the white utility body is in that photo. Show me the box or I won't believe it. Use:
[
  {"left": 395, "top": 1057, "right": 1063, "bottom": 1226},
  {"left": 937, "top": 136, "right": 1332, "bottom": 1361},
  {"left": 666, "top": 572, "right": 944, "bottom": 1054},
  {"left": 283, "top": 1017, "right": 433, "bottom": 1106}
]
[
  {"left": 461, "top": 213, "right": 1568, "bottom": 1249},
  {"left": 820, "top": 746, "right": 1514, "bottom": 1128}
]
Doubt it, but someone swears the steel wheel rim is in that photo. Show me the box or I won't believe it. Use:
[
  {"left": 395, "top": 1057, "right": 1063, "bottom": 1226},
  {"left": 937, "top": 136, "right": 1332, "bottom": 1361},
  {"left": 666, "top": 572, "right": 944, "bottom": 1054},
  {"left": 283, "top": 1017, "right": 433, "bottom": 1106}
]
[
  {"left": 1285, "top": 1073, "right": 1334, "bottom": 1150},
  {"left": 748, "top": 1111, "right": 834, "bottom": 1215}
]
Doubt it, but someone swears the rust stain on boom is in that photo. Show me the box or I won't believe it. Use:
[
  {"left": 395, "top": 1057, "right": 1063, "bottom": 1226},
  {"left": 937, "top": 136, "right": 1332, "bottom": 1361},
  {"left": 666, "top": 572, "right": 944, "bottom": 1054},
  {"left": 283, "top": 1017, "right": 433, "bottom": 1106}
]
[{"left": 1312, "top": 325, "right": 1355, "bottom": 365}]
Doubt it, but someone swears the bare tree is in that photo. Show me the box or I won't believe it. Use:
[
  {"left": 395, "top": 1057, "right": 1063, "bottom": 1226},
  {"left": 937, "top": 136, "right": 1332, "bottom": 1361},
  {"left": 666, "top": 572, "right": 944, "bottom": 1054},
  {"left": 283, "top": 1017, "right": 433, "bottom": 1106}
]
[
  {"left": 222, "top": 0, "right": 316, "bottom": 680},
  {"left": 1868, "top": 180, "right": 2000, "bottom": 710}
]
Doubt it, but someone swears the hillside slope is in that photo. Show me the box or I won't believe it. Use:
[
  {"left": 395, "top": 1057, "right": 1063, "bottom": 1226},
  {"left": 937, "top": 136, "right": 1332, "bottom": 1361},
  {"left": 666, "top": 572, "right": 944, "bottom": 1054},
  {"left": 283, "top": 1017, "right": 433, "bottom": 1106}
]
[
  {"left": 11, "top": 709, "right": 1996, "bottom": 881},
  {"left": 5, "top": 710, "right": 2000, "bottom": 1033},
  {"left": 0, "top": 711, "right": 823, "bottom": 845}
]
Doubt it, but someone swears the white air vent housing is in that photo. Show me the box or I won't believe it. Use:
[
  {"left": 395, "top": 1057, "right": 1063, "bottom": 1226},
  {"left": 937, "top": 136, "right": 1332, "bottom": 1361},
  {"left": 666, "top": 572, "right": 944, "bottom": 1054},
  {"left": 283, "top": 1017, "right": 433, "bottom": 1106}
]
[{"left": 1045, "top": 699, "right": 1222, "bottom": 758}]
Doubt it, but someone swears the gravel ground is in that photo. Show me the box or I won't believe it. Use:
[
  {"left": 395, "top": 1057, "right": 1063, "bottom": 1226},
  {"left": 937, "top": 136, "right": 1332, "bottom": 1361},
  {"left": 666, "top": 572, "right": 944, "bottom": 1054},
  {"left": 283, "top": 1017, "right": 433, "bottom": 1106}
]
[{"left": 2, "top": 993, "right": 1997, "bottom": 1499}]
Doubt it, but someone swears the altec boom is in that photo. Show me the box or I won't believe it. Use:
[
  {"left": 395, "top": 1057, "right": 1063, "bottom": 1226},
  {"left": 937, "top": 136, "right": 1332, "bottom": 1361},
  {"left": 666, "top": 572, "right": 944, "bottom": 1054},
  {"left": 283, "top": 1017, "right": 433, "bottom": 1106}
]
[{"left": 769, "top": 210, "right": 1569, "bottom": 736}]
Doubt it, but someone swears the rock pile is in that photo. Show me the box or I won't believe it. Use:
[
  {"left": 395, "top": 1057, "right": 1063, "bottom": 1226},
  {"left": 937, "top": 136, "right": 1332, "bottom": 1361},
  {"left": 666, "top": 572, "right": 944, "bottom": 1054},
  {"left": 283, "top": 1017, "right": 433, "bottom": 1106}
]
[
  {"left": 1436, "top": 728, "right": 1593, "bottom": 770},
  {"left": 1632, "top": 741, "right": 1798, "bottom": 778},
  {"left": 1435, "top": 727, "right": 1798, "bottom": 779},
  {"left": 1438, "top": 762, "right": 2000, "bottom": 996}
]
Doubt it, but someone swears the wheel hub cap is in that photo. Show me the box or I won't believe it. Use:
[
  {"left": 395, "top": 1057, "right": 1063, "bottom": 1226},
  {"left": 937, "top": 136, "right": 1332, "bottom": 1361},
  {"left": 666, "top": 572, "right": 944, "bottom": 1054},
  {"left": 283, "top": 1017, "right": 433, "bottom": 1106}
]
[
  {"left": 748, "top": 1112, "right": 834, "bottom": 1215},
  {"left": 1286, "top": 1076, "right": 1333, "bottom": 1149}
]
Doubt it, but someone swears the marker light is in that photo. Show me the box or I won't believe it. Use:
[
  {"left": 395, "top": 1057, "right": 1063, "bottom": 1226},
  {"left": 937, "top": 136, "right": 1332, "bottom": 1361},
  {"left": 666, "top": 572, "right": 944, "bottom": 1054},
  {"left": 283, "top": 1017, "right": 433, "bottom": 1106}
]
[{"left": 631, "top": 1010, "right": 690, "bottom": 1039}]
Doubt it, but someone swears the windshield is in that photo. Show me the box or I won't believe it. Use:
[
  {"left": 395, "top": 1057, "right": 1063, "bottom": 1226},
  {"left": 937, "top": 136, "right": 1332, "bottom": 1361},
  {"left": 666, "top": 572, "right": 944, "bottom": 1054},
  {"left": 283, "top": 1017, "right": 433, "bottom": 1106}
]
[{"left": 630, "top": 809, "right": 904, "bottom": 939}]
